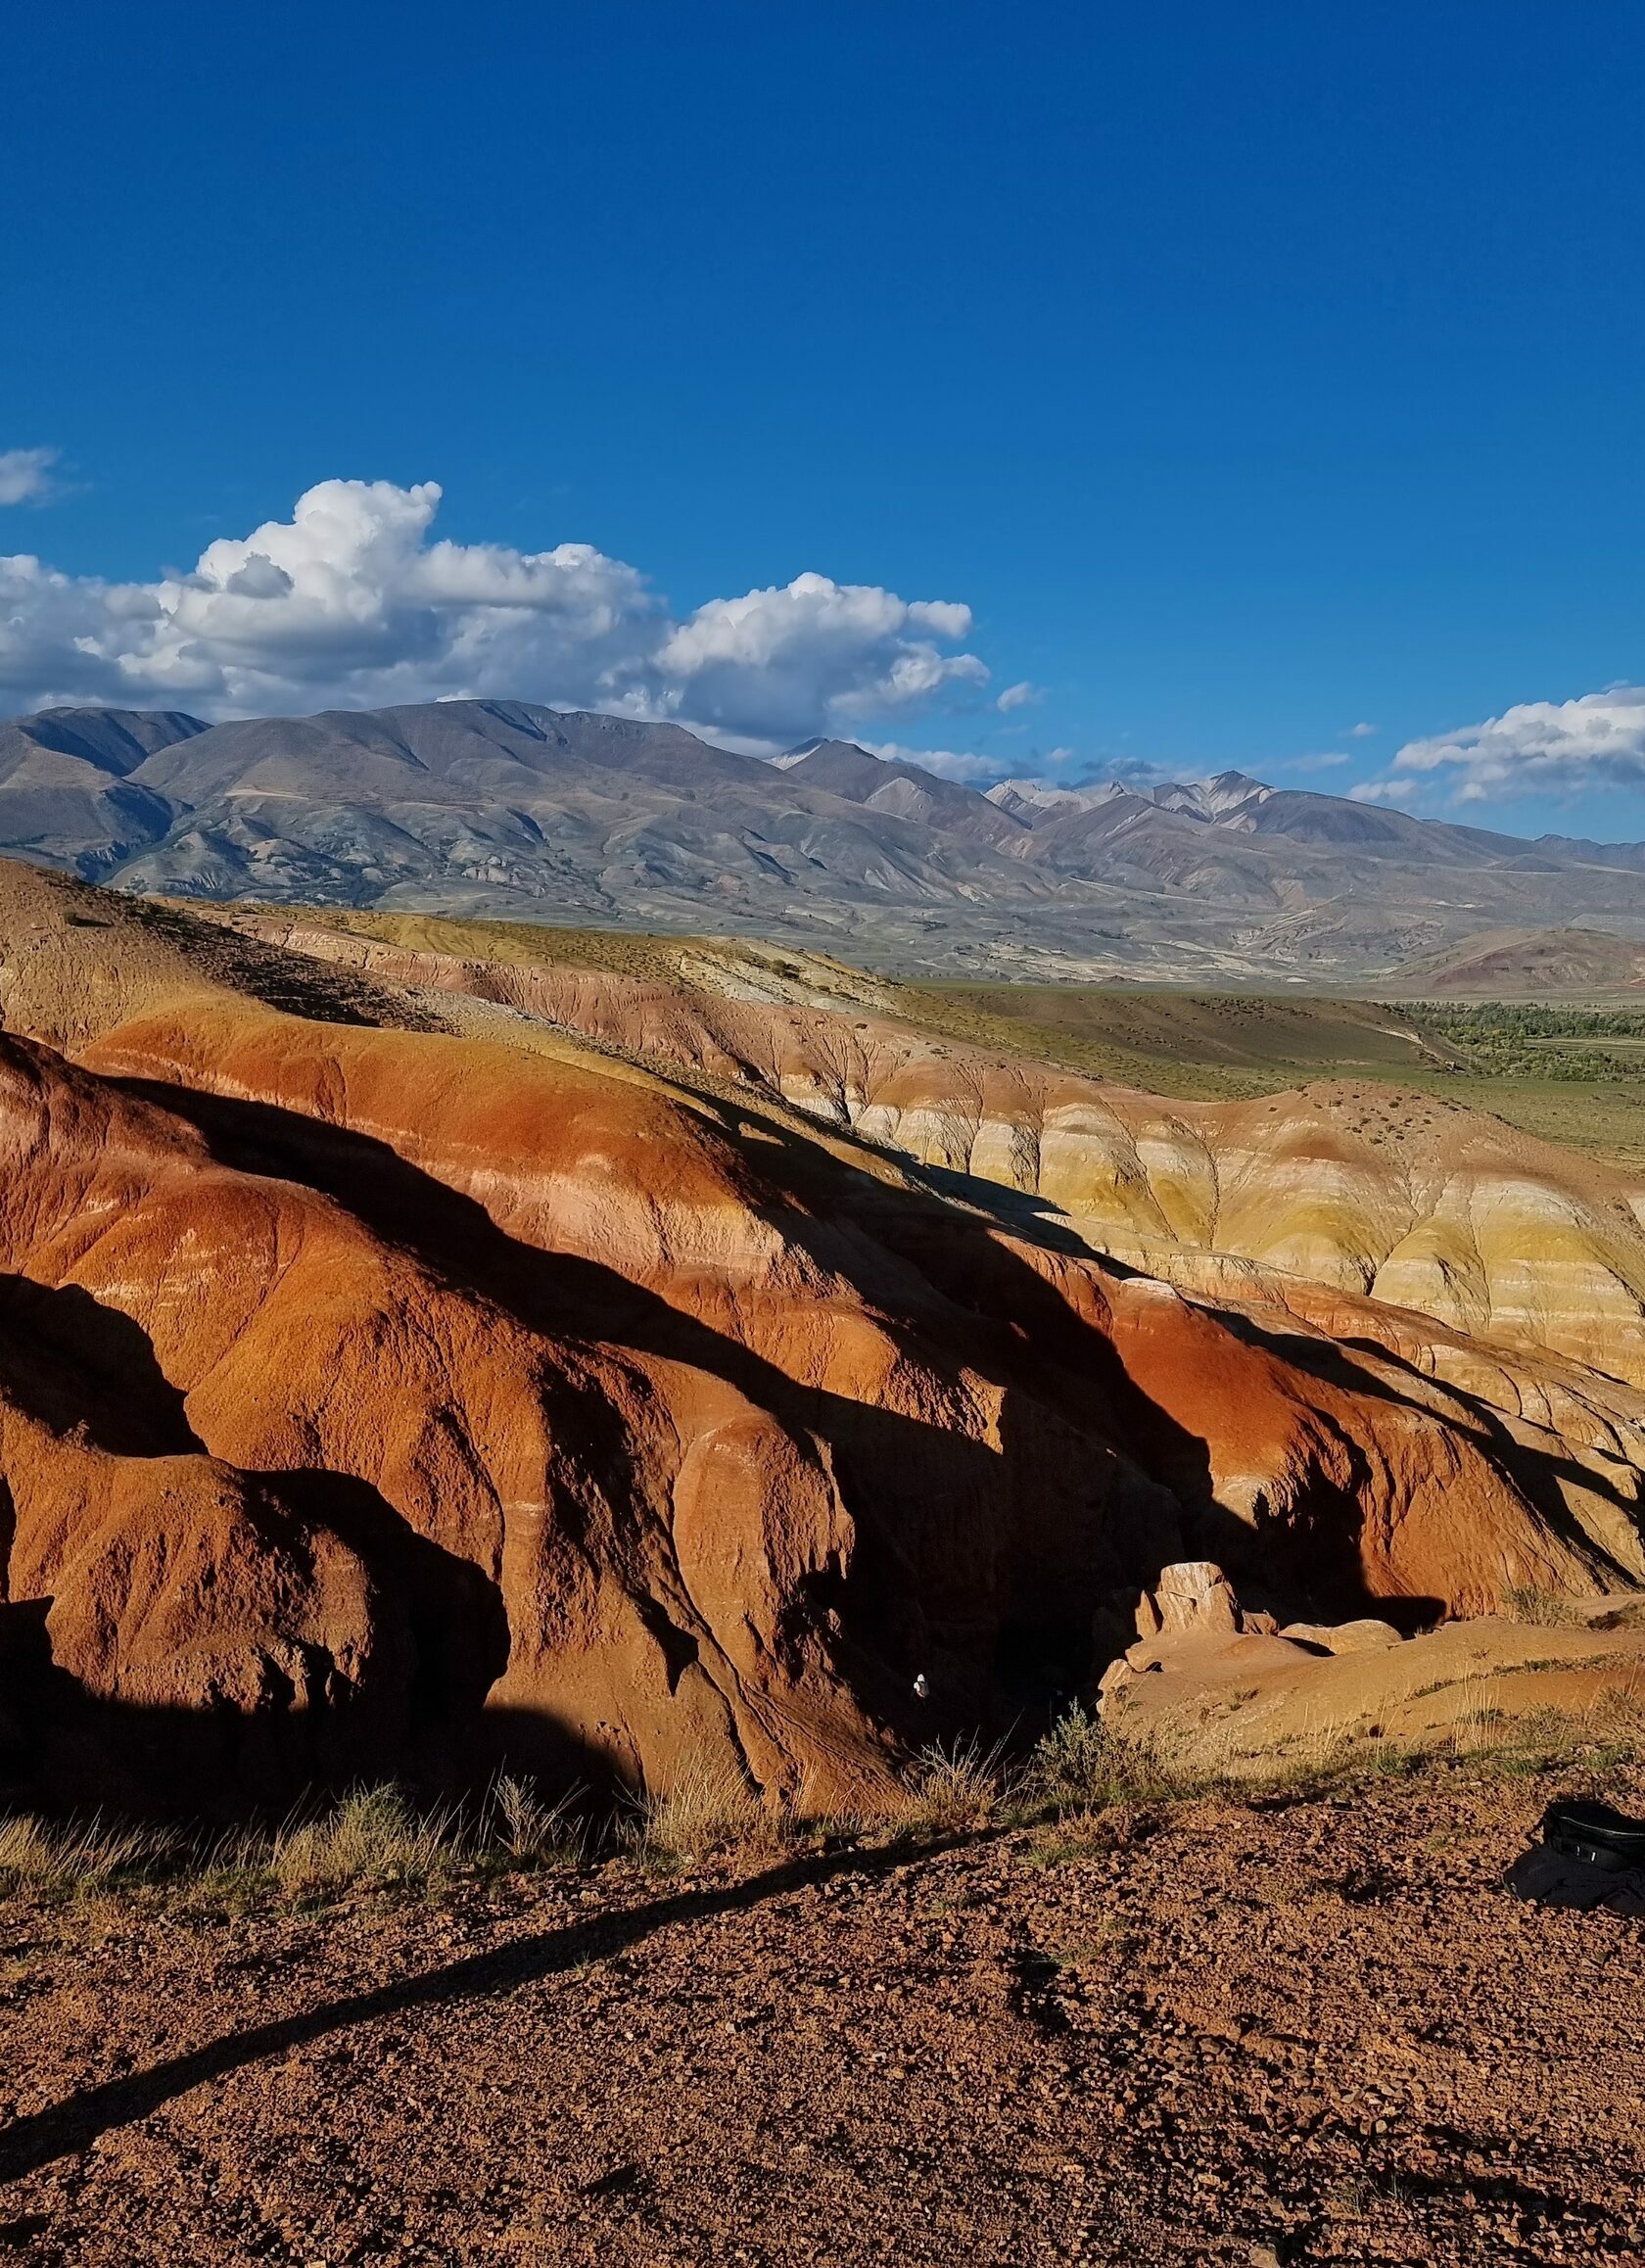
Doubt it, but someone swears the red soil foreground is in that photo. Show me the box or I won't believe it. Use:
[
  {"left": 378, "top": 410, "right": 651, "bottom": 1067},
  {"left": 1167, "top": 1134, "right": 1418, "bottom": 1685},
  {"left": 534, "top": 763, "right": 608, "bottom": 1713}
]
[{"left": 2, "top": 1768, "right": 1642, "bottom": 2267}]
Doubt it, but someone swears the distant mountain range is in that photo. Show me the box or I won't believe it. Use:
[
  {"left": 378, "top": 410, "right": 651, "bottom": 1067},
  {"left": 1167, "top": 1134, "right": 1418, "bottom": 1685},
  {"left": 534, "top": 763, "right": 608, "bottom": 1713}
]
[{"left": 4, "top": 697, "right": 1645, "bottom": 982}]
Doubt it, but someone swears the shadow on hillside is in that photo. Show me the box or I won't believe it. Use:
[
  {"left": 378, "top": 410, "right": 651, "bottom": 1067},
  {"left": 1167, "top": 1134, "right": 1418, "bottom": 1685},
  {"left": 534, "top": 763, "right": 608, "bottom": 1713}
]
[
  {"left": 0, "top": 1611, "right": 533, "bottom": 1830},
  {"left": 86, "top": 1045, "right": 1645, "bottom": 1630},
  {"left": 1206, "top": 1302, "right": 1645, "bottom": 1579},
  {"left": 0, "top": 1275, "right": 202, "bottom": 1457},
  {"left": 90, "top": 1064, "right": 1240, "bottom": 1721},
  {"left": 7, "top": 1047, "right": 1628, "bottom": 1820},
  {"left": 127, "top": 897, "right": 448, "bottom": 1033}
]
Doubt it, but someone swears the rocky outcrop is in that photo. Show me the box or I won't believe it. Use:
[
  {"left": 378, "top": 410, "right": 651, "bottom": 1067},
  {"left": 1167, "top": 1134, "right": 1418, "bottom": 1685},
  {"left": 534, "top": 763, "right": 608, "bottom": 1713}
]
[
  {"left": 1280, "top": 1619, "right": 1404, "bottom": 1655},
  {"left": 1100, "top": 1602, "right": 1645, "bottom": 1775},
  {"left": 1098, "top": 1563, "right": 1410, "bottom": 1717},
  {"left": 1133, "top": 1562, "right": 1246, "bottom": 1638},
  {"left": 1127, "top": 1562, "right": 1414, "bottom": 1651}
]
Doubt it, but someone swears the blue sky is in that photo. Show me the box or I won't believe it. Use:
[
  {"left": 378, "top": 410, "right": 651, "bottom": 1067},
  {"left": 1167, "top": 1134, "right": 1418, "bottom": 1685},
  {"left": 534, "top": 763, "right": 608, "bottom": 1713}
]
[{"left": 5, "top": 2, "right": 1645, "bottom": 837}]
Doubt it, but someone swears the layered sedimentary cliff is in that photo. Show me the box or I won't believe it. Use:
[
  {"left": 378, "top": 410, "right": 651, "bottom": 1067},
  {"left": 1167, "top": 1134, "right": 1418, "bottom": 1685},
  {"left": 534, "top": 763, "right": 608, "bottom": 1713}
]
[
  {"left": 3, "top": 864, "right": 1644, "bottom": 1813},
  {"left": 224, "top": 911, "right": 1645, "bottom": 1392}
]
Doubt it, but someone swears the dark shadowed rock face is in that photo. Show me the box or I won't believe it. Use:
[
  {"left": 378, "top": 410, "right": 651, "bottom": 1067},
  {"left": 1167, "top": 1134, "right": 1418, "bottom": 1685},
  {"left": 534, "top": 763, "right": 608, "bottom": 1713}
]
[{"left": 5, "top": 701, "right": 1645, "bottom": 979}]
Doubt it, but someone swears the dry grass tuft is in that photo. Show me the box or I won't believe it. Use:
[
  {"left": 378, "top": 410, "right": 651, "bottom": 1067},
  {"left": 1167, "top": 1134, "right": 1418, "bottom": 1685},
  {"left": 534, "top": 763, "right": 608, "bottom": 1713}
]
[
  {"left": 1448, "top": 1674, "right": 1508, "bottom": 1758},
  {"left": 628, "top": 1756, "right": 787, "bottom": 1864},
  {"left": 1502, "top": 1584, "right": 1583, "bottom": 1628},
  {"left": 0, "top": 1813, "right": 186, "bottom": 1894},
  {"left": 485, "top": 1773, "right": 588, "bottom": 1867},
  {"left": 1581, "top": 1677, "right": 1645, "bottom": 1758},
  {"left": 252, "top": 1785, "right": 469, "bottom": 1897},
  {"left": 896, "top": 1736, "right": 1009, "bottom": 1835}
]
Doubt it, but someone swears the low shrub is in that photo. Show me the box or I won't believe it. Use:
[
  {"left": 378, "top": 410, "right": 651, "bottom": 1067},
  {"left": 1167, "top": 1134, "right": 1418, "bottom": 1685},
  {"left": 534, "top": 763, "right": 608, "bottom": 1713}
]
[{"left": 1023, "top": 1702, "right": 1179, "bottom": 1813}]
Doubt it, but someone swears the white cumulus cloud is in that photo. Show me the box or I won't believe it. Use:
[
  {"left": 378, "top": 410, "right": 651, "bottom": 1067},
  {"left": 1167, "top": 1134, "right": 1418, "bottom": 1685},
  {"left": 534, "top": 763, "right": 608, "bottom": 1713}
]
[
  {"left": 1347, "top": 777, "right": 1422, "bottom": 806},
  {"left": 0, "top": 448, "right": 60, "bottom": 506},
  {"left": 1393, "top": 687, "right": 1645, "bottom": 803},
  {"left": 995, "top": 679, "right": 1041, "bottom": 712},
  {"left": 0, "top": 476, "right": 991, "bottom": 749},
  {"left": 654, "top": 570, "right": 986, "bottom": 743}
]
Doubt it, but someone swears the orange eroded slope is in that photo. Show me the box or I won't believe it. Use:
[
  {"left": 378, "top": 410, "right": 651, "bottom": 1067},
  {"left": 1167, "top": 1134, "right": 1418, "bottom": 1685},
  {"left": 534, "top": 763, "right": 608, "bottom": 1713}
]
[
  {"left": 2, "top": 867, "right": 1644, "bottom": 1810},
  {"left": 227, "top": 915, "right": 1645, "bottom": 1391}
]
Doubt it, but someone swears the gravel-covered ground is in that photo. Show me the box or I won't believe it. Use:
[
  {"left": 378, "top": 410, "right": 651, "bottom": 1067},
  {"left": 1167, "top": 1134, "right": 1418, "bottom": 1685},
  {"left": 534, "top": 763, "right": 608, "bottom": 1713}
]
[{"left": 1, "top": 1766, "right": 1642, "bottom": 2266}]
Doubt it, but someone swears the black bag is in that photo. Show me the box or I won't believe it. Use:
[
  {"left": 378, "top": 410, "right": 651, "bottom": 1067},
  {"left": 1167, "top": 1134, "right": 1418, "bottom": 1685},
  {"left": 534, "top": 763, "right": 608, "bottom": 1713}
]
[{"left": 1541, "top": 1799, "right": 1645, "bottom": 1873}]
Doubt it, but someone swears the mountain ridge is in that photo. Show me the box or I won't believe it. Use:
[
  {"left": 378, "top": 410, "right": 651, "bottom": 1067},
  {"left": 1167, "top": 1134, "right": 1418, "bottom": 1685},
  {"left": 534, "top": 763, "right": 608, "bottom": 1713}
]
[{"left": 4, "top": 700, "right": 1645, "bottom": 981}]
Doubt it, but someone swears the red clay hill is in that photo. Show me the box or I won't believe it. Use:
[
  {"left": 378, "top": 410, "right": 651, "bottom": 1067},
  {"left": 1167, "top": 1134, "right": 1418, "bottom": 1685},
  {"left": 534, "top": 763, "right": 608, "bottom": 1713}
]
[{"left": 1, "top": 860, "right": 1643, "bottom": 1814}]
